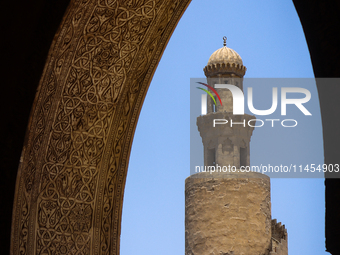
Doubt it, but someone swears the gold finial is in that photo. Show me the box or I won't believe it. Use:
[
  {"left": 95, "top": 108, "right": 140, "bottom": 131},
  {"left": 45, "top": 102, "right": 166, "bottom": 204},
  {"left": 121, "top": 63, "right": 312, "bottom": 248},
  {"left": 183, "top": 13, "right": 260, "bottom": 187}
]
[{"left": 223, "top": 36, "right": 227, "bottom": 46}]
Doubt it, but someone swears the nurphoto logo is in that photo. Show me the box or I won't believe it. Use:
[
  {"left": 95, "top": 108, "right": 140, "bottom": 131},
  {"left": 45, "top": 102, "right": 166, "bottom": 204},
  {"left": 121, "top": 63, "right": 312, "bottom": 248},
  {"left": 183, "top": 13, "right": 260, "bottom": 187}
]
[{"left": 197, "top": 82, "right": 312, "bottom": 128}]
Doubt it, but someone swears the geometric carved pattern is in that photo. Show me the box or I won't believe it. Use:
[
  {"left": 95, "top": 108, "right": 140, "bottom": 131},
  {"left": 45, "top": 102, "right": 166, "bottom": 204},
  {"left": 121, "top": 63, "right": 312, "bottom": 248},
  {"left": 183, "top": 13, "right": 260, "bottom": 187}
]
[{"left": 11, "top": 0, "right": 191, "bottom": 254}]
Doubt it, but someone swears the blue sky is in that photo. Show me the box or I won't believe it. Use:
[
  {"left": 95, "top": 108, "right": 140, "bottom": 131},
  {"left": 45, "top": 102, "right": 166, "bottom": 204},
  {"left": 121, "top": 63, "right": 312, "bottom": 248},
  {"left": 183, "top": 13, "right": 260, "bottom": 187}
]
[{"left": 120, "top": 1, "right": 326, "bottom": 254}]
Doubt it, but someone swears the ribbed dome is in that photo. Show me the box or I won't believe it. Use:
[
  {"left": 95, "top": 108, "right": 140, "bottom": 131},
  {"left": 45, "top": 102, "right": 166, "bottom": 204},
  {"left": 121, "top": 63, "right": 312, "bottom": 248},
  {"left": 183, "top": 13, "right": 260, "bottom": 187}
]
[
  {"left": 204, "top": 37, "right": 246, "bottom": 77},
  {"left": 207, "top": 46, "right": 243, "bottom": 67}
]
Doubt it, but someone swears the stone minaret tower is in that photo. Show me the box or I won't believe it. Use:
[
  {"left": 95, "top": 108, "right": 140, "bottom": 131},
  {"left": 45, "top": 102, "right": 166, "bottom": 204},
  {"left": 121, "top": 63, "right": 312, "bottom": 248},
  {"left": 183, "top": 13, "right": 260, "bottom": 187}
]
[{"left": 185, "top": 37, "right": 288, "bottom": 255}]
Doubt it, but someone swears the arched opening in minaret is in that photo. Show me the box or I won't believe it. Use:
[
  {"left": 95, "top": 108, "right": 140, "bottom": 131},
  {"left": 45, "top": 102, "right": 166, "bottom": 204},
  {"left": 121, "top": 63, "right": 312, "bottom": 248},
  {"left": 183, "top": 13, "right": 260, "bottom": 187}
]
[
  {"left": 240, "top": 147, "right": 247, "bottom": 168},
  {"left": 207, "top": 148, "right": 216, "bottom": 166},
  {"left": 120, "top": 1, "right": 325, "bottom": 255},
  {"left": 212, "top": 96, "right": 217, "bottom": 112}
]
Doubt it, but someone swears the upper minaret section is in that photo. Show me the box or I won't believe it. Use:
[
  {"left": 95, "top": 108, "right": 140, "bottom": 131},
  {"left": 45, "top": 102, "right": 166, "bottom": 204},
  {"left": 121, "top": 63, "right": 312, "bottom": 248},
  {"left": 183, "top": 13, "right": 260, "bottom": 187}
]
[{"left": 204, "top": 36, "right": 247, "bottom": 78}]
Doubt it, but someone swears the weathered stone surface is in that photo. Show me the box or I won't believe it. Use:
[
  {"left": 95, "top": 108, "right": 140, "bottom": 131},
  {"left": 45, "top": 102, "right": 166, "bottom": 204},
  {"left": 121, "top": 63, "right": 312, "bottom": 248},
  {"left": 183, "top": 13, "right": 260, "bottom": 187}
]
[
  {"left": 270, "top": 220, "right": 288, "bottom": 255},
  {"left": 185, "top": 172, "right": 272, "bottom": 255}
]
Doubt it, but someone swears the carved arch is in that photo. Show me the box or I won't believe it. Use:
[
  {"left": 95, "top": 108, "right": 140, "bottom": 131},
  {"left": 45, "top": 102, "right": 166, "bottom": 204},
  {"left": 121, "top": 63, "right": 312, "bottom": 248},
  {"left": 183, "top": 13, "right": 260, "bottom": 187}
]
[{"left": 10, "top": 0, "right": 191, "bottom": 254}]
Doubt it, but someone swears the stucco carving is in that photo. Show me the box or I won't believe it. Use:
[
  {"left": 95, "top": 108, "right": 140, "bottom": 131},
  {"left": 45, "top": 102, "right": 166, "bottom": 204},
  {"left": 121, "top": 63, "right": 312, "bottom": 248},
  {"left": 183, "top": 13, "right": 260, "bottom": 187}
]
[{"left": 11, "top": 0, "right": 191, "bottom": 254}]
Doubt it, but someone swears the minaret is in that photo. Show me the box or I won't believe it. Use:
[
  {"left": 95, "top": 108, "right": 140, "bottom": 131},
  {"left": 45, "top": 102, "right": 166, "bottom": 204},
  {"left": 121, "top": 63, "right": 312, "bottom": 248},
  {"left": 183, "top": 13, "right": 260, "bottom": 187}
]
[
  {"left": 185, "top": 37, "right": 288, "bottom": 255},
  {"left": 199, "top": 36, "right": 253, "bottom": 170}
]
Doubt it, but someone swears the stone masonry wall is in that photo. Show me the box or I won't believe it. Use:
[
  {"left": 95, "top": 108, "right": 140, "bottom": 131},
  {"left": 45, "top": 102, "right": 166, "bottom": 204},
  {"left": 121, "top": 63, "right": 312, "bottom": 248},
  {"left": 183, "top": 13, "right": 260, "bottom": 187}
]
[{"left": 185, "top": 172, "right": 272, "bottom": 255}]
